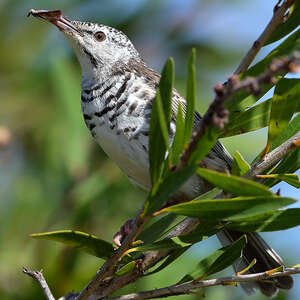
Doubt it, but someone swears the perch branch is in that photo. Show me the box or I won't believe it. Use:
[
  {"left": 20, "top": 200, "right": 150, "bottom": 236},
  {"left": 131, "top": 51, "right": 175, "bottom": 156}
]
[
  {"left": 107, "top": 267, "right": 300, "bottom": 300},
  {"left": 234, "top": 0, "right": 295, "bottom": 74},
  {"left": 246, "top": 131, "right": 300, "bottom": 178},
  {"left": 23, "top": 267, "right": 56, "bottom": 300}
]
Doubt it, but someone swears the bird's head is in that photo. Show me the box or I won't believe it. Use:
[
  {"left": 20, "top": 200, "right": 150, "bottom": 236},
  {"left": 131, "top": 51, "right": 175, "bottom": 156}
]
[{"left": 28, "top": 9, "right": 141, "bottom": 78}]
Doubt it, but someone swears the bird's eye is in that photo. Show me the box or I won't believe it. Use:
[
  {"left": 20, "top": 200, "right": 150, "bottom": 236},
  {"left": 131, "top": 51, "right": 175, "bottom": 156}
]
[{"left": 94, "top": 31, "right": 106, "bottom": 42}]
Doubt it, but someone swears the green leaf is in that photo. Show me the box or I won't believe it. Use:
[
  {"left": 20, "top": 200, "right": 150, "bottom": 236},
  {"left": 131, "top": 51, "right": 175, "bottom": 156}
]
[
  {"left": 184, "top": 48, "right": 196, "bottom": 145},
  {"left": 193, "top": 188, "right": 221, "bottom": 201},
  {"left": 138, "top": 214, "right": 179, "bottom": 244},
  {"left": 221, "top": 98, "right": 272, "bottom": 138},
  {"left": 267, "top": 78, "right": 300, "bottom": 149},
  {"left": 227, "top": 208, "right": 300, "bottom": 232},
  {"left": 146, "top": 247, "right": 190, "bottom": 276},
  {"left": 165, "top": 196, "right": 296, "bottom": 221},
  {"left": 196, "top": 168, "right": 272, "bottom": 196},
  {"left": 115, "top": 261, "right": 136, "bottom": 277},
  {"left": 171, "top": 102, "right": 185, "bottom": 165},
  {"left": 129, "top": 236, "right": 194, "bottom": 253},
  {"left": 149, "top": 91, "right": 168, "bottom": 186},
  {"left": 179, "top": 235, "right": 246, "bottom": 283},
  {"left": 31, "top": 230, "right": 113, "bottom": 259},
  {"left": 159, "top": 57, "right": 174, "bottom": 129},
  {"left": 226, "top": 29, "right": 300, "bottom": 112},
  {"left": 264, "top": 148, "right": 300, "bottom": 187},
  {"left": 144, "top": 165, "right": 197, "bottom": 215},
  {"left": 188, "top": 127, "right": 219, "bottom": 165},
  {"left": 231, "top": 151, "right": 251, "bottom": 176},
  {"left": 257, "top": 173, "right": 300, "bottom": 188},
  {"left": 265, "top": 2, "right": 300, "bottom": 45}
]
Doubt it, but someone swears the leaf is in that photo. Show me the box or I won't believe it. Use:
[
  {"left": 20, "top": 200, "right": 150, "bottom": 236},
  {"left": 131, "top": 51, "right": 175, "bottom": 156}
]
[
  {"left": 146, "top": 247, "right": 190, "bottom": 276},
  {"left": 225, "top": 29, "right": 300, "bottom": 112},
  {"left": 149, "top": 91, "right": 168, "bottom": 186},
  {"left": 196, "top": 168, "right": 272, "bottom": 196},
  {"left": 31, "top": 230, "right": 113, "bottom": 259},
  {"left": 171, "top": 102, "right": 185, "bottom": 165},
  {"left": 115, "top": 261, "right": 136, "bottom": 277},
  {"left": 179, "top": 235, "right": 246, "bottom": 283},
  {"left": 188, "top": 127, "right": 219, "bottom": 165},
  {"left": 184, "top": 48, "right": 196, "bottom": 145},
  {"left": 164, "top": 196, "right": 296, "bottom": 221},
  {"left": 266, "top": 78, "right": 300, "bottom": 150},
  {"left": 193, "top": 188, "right": 221, "bottom": 201},
  {"left": 258, "top": 173, "right": 300, "bottom": 188},
  {"left": 265, "top": 1, "right": 300, "bottom": 45},
  {"left": 221, "top": 98, "right": 272, "bottom": 138},
  {"left": 231, "top": 151, "right": 251, "bottom": 176},
  {"left": 263, "top": 148, "right": 300, "bottom": 187},
  {"left": 226, "top": 208, "right": 300, "bottom": 232},
  {"left": 159, "top": 57, "right": 174, "bottom": 129},
  {"left": 138, "top": 214, "right": 179, "bottom": 244},
  {"left": 144, "top": 165, "right": 197, "bottom": 215},
  {"left": 128, "top": 236, "right": 194, "bottom": 253}
]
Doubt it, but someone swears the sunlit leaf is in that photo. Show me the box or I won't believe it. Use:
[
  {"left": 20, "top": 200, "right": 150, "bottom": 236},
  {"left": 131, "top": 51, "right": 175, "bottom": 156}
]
[
  {"left": 115, "top": 261, "right": 136, "bottom": 277},
  {"left": 258, "top": 173, "right": 300, "bottom": 188},
  {"left": 266, "top": 78, "right": 300, "bottom": 151},
  {"left": 171, "top": 102, "right": 185, "bottom": 165},
  {"left": 184, "top": 48, "right": 196, "bottom": 145},
  {"left": 165, "top": 196, "right": 296, "bottom": 220},
  {"left": 179, "top": 235, "right": 246, "bottom": 283},
  {"left": 31, "top": 230, "right": 113, "bottom": 259},
  {"left": 226, "top": 208, "right": 300, "bottom": 232},
  {"left": 196, "top": 168, "right": 272, "bottom": 196},
  {"left": 231, "top": 151, "right": 251, "bottom": 176}
]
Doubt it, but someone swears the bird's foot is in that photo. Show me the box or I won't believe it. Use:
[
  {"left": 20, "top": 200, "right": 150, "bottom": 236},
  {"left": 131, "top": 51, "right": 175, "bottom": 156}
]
[{"left": 113, "top": 219, "right": 135, "bottom": 247}]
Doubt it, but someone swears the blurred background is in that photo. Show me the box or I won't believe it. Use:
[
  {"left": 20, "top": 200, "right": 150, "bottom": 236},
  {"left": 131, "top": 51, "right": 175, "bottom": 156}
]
[{"left": 0, "top": 1, "right": 299, "bottom": 299}]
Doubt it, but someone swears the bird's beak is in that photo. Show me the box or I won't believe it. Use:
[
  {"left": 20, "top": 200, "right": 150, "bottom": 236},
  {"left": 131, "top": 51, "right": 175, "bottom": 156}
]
[{"left": 27, "top": 9, "right": 81, "bottom": 35}]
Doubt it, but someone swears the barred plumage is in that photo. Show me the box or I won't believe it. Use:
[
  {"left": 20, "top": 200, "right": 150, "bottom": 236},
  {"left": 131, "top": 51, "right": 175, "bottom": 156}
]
[{"left": 29, "top": 9, "right": 293, "bottom": 297}]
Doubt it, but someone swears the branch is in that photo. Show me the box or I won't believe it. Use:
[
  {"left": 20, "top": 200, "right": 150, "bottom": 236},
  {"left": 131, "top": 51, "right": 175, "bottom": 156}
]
[
  {"left": 234, "top": 0, "right": 295, "bottom": 74},
  {"left": 23, "top": 267, "right": 56, "bottom": 300},
  {"left": 107, "top": 267, "right": 300, "bottom": 300},
  {"left": 76, "top": 212, "right": 150, "bottom": 300},
  {"left": 246, "top": 131, "right": 300, "bottom": 178},
  {"left": 178, "top": 52, "right": 300, "bottom": 169}
]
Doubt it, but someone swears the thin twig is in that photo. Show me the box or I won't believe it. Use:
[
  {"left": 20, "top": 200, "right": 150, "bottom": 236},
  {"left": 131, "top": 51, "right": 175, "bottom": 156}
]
[
  {"left": 23, "top": 267, "right": 56, "bottom": 300},
  {"left": 107, "top": 267, "right": 300, "bottom": 300},
  {"left": 246, "top": 131, "right": 300, "bottom": 178},
  {"left": 234, "top": 0, "right": 295, "bottom": 75},
  {"left": 76, "top": 213, "right": 151, "bottom": 300}
]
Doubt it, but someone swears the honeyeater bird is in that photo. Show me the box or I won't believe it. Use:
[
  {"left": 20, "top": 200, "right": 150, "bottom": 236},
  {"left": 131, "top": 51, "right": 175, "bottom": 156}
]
[{"left": 28, "top": 9, "right": 293, "bottom": 297}]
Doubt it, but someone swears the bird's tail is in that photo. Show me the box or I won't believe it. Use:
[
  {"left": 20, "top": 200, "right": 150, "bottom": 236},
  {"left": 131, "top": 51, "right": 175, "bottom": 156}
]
[{"left": 217, "top": 229, "right": 293, "bottom": 297}]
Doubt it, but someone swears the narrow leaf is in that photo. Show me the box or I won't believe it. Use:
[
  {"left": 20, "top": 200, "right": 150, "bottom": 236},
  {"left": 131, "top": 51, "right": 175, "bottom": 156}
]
[
  {"left": 226, "top": 208, "right": 300, "bottom": 232},
  {"left": 179, "top": 235, "right": 246, "bottom": 283},
  {"left": 184, "top": 48, "right": 196, "bottom": 145},
  {"left": 267, "top": 78, "right": 300, "bottom": 151},
  {"left": 159, "top": 58, "right": 174, "bottom": 129},
  {"left": 257, "top": 173, "right": 300, "bottom": 188},
  {"left": 231, "top": 151, "right": 251, "bottom": 176},
  {"left": 149, "top": 91, "right": 168, "bottom": 186},
  {"left": 221, "top": 98, "right": 272, "bottom": 138},
  {"left": 31, "top": 230, "right": 113, "bottom": 259},
  {"left": 197, "top": 168, "right": 272, "bottom": 196},
  {"left": 165, "top": 196, "right": 296, "bottom": 221},
  {"left": 115, "top": 261, "right": 136, "bottom": 277},
  {"left": 171, "top": 102, "right": 185, "bottom": 164}
]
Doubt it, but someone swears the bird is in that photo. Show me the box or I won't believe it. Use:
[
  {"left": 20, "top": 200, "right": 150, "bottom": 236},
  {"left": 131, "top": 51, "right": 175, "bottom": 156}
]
[{"left": 28, "top": 9, "right": 293, "bottom": 297}]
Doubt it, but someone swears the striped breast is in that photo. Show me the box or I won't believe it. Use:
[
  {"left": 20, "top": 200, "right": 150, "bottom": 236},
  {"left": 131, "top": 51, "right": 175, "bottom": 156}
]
[{"left": 81, "top": 72, "right": 157, "bottom": 190}]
